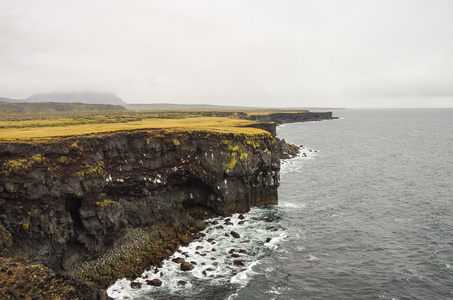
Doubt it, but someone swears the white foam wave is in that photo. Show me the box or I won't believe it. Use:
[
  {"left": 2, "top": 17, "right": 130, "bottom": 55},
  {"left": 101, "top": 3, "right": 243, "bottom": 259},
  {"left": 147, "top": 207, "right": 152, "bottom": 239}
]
[{"left": 107, "top": 208, "right": 287, "bottom": 299}]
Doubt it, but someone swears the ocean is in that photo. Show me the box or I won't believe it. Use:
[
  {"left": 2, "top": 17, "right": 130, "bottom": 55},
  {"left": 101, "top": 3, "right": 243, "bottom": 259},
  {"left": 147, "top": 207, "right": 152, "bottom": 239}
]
[{"left": 107, "top": 108, "right": 453, "bottom": 299}]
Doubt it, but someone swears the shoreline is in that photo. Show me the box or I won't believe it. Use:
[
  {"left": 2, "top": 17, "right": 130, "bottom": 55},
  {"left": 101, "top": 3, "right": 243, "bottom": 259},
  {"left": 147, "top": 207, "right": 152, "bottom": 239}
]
[{"left": 0, "top": 111, "right": 335, "bottom": 299}]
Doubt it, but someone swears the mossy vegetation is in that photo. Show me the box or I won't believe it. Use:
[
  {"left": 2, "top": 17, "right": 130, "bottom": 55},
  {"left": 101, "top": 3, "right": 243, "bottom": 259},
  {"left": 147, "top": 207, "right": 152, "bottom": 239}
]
[
  {"left": 95, "top": 199, "right": 119, "bottom": 208},
  {"left": 1, "top": 154, "right": 46, "bottom": 174},
  {"left": 77, "top": 161, "right": 105, "bottom": 178}
]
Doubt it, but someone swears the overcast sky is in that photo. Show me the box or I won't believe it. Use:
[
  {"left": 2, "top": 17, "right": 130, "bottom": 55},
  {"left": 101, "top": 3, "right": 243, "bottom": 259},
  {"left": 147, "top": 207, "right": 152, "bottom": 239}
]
[{"left": 1, "top": 0, "right": 452, "bottom": 108}]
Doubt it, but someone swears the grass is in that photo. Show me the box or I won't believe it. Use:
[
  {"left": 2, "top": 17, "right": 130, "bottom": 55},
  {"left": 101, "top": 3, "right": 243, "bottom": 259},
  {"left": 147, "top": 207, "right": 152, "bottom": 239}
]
[{"left": 0, "top": 117, "right": 268, "bottom": 141}]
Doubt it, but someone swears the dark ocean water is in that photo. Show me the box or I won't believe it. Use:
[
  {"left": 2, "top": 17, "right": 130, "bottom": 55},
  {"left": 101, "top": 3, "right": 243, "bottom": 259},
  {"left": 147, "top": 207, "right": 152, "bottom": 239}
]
[{"left": 108, "top": 108, "right": 453, "bottom": 300}]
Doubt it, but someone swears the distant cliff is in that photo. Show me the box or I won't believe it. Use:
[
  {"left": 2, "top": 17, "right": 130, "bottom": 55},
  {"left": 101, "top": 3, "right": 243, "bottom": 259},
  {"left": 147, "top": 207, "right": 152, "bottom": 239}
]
[{"left": 247, "top": 111, "right": 334, "bottom": 124}]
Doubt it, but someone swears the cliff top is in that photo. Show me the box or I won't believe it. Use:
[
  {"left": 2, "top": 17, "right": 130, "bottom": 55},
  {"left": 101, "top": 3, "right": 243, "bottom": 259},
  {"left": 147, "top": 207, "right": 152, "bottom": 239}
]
[{"left": 0, "top": 116, "right": 269, "bottom": 142}]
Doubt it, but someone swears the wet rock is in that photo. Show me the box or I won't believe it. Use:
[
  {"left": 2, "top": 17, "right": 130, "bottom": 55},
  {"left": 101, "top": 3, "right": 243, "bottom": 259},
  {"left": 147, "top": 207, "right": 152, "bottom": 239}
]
[
  {"left": 211, "top": 248, "right": 216, "bottom": 252},
  {"left": 177, "top": 280, "right": 187, "bottom": 286},
  {"left": 178, "top": 234, "right": 192, "bottom": 245},
  {"left": 233, "top": 260, "right": 245, "bottom": 267},
  {"left": 190, "top": 261, "right": 197, "bottom": 265},
  {"left": 172, "top": 257, "right": 185, "bottom": 264},
  {"left": 180, "top": 262, "right": 194, "bottom": 271},
  {"left": 146, "top": 279, "right": 162, "bottom": 286},
  {"left": 216, "top": 225, "right": 224, "bottom": 230},
  {"left": 196, "top": 246, "right": 204, "bottom": 250},
  {"left": 266, "top": 237, "right": 272, "bottom": 243},
  {"left": 130, "top": 281, "right": 142, "bottom": 289},
  {"left": 229, "top": 249, "right": 236, "bottom": 254},
  {"left": 231, "top": 231, "right": 240, "bottom": 238},
  {"left": 238, "top": 214, "right": 245, "bottom": 220},
  {"left": 212, "top": 221, "right": 219, "bottom": 225},
  {"left": 238, "top": 220, "right": 246, "bottom": 225},
  {"left": 239, "top": 249, "right": 247, "bottom": 254},
  {"left": 224, "top": 222, "right": 234, "bottom": 226},
  {"left": 207, "top": 238, "right": 215, "bottom": 243},
  {"left": 231, "top": 254, "right": 240, "bottom": 258}
]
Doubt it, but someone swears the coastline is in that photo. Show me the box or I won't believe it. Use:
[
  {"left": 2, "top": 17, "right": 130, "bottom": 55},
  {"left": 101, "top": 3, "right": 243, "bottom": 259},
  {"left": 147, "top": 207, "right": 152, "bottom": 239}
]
[{"left": 0, "top": 111, "right": 334, "bottom": 299}]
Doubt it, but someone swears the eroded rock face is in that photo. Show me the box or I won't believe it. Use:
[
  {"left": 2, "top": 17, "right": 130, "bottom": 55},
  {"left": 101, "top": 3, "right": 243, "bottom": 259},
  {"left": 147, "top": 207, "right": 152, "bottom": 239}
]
[{"left": 0, "top": 129, "right": 281, "bottom": 282}]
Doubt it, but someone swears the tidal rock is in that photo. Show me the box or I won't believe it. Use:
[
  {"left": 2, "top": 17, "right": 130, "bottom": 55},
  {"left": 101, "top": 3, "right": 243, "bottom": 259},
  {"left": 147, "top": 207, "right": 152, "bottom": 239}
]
[
  {"left": 231, "top": 231, "right": 240, "bottom": 238},
  {"left": 130, "top": 281, "right": 142, "bottom": 289},
  {"left": 178, "top": 280, "right": 187, "bottom": 286},
  {"left": 233, "top": 260, "right": 245, "bottom": 267},
  {"left": 172, "top": 257, "right": 185, "bottom": 264},
  {"left": 238, "top": 214, "right": 245, "bottom": 220},
  {"left": 180, "top": 262, "right": 194, "bottom": 271},
  {"left": 146, "top": 279, "right": 162, "bottom": 286}
]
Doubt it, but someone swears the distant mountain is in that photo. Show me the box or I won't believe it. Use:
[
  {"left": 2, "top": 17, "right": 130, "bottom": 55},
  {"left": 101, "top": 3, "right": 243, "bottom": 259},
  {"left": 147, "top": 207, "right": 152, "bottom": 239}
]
[{"left": 25, "top": 92, "right": 127, "bottom": 106}]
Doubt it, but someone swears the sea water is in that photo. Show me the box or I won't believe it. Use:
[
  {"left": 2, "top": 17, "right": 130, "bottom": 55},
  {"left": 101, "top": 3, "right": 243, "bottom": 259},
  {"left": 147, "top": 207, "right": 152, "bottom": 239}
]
[{"left": 108, "top": 108, "right": 453, "bottom": 299}]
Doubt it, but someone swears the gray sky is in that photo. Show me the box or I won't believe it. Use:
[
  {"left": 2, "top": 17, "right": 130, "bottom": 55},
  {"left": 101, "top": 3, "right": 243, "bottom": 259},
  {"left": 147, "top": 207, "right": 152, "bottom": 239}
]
[{"left": 1, "top": 0, "right": 453, "bottom": 108}]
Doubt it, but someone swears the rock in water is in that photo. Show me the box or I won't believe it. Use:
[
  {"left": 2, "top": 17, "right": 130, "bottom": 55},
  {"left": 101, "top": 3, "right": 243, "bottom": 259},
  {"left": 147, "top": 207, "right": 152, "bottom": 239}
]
[
  {"left": 146, "top": 279, "right": 162, "bottom": 286},
  {"left": 231, "top": 231, "right": 241, "bottom": 238},
  {"left": 180, "top": 262, "right": 194, "bottom": 271},
  {"left": 130, "top": 281, "right": 142, "bottom": 289}
]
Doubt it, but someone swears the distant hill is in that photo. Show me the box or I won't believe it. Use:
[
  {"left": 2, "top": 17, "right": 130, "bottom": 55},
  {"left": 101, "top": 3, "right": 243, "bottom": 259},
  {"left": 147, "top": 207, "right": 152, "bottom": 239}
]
[
  {"left": 0, "top": 97, "right": 18, "bottom": 103},
  {"left": 25, "top": 92, "right": 127, "bottom": 106},
  {"left": 0, "top": 101, "right": 126, "bottom": 117}
]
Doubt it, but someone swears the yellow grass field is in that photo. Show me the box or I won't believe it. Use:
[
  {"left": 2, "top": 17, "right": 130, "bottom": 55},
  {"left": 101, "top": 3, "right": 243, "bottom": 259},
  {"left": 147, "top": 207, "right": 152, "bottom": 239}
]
[{"left": 0, "top": 117, "right": 268, "bottom": 141}]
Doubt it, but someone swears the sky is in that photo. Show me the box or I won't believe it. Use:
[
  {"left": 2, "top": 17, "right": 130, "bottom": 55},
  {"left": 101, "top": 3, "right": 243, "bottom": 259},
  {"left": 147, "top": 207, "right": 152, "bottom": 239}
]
[{"left": 1, "top": 0, "right": 453, "bottom": 108}]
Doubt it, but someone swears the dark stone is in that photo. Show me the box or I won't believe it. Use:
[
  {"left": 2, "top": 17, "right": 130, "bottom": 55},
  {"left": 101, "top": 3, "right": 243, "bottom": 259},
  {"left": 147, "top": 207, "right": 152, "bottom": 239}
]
[
  {"left": 172, "top": 257, "right": 185, "bottom": 264},
  {"left": 130, "top": 281, "right": 142, "bottom": 289},
  {"left": 238, "top": 214, "right": 245, "bottom": 220},
  {"left": 231, "top": 231, "right": 240, "bottom": 238},
  {"left": 180, "top": 262, "right": 194, "bottom": 271},
  {"left": 266, "top": 237, "right": 272, "bottom": 243},
  {"left": 233, "top": 260, "right": 245, "bottom": 267},
  {"left": 177, "top": 280, "right": 187, "bottom": 286},
  {"left": 146, "top": 279, "right": 162, "bottom": 286}
]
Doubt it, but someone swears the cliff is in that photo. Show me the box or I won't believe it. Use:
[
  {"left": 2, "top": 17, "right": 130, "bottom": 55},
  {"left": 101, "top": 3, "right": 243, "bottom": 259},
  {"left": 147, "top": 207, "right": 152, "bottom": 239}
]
[
  {"left": 0, "top": 128, "right": 280, "bottom": 294},
  {"left": 247, "top": 111, "right": 334, "bottom": 124}
]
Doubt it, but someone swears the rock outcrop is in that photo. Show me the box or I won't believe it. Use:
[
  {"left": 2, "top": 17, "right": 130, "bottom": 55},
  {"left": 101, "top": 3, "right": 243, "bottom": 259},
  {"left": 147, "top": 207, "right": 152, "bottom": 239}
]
[
  {"left": 247, "top": 111, "right": 334, "bottom": 124},
  {"left": 0, "top": 129, "right": 280, "bottom": 289}
]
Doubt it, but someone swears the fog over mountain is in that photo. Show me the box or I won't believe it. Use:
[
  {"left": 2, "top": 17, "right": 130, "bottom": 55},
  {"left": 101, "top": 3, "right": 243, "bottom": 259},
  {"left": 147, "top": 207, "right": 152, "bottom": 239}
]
[{"left": 25, "top": 92, "right": 127, "bottom": 106}]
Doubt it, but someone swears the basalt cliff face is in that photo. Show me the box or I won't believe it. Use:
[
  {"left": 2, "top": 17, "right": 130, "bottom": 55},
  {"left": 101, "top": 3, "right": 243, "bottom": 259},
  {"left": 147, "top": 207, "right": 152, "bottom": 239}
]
[{"left": 0, "top": 128, "right": 281, "bottom": 293}]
